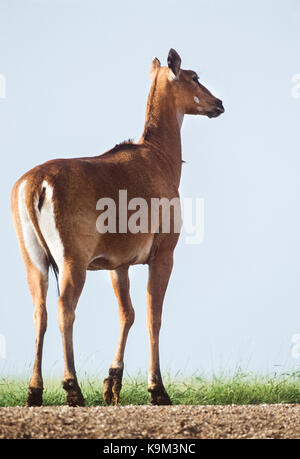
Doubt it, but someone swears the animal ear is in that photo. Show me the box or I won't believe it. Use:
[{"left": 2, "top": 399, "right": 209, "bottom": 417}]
[
  {"left": 150, "top": 57, "right": 161, "bottom": 78},
  {"left": 167, "top": 48, "right": 181, "bottom": 77}
]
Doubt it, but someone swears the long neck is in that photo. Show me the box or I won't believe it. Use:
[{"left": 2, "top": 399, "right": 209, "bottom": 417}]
[{"left": 139, "top": 74, "right": 183, "bottom": 188}]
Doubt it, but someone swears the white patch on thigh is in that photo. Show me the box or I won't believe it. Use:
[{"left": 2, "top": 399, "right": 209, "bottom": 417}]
[
  {"left": 37, "top": 180, "right": 65, "bottom": 287},
  {"left": 18, "top": 180, "right": 48, "bottom": 276}
]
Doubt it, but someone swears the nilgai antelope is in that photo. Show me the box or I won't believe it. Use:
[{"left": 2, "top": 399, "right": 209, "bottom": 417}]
[{"left": 11, "top": 49, "right": 224, "bottom": 407}]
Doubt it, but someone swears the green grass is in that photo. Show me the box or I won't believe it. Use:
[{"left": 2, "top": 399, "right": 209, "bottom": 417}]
[{"left": 1, "top": 372, "right": 300, "bottom": 407}]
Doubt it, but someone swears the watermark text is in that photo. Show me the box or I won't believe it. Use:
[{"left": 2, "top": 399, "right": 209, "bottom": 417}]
[{"left": 96, "top": 191, "right": 204, "bottom": 245}]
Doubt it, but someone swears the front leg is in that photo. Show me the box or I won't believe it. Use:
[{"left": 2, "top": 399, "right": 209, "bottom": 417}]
[{"left": 146, "top": 250, "right": 173, "bottom": 405}]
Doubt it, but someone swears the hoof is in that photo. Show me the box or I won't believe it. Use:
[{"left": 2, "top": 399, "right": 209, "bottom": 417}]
[
  {"left": 62, "top": 379, "right": 85, "bottom": 407},
  {"left": 103, "top": 377, "right": 113, "bottom": 404},
  {"left": 26, "top": 387, "right": 43, "bottom": 407},
  {"left": 103, "top": 368, "right": 123, "bottom": 405},
  {"left": 103, "top": 377, "right": 122, "bottom": 405},
  {"left": 148, "top": 386, "right": 172, "bottom": 406}
]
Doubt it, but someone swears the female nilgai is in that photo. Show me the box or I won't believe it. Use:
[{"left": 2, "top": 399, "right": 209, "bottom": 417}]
[{"left": 11, "top": 49, "right": 224, "bottom": 406}]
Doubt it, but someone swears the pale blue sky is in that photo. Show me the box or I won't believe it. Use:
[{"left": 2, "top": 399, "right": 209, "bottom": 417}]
[{"left": 1, "top": 0, "right": 300, "bottom": 378}]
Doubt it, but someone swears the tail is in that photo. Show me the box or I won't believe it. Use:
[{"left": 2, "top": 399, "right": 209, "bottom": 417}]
[{"left": 24, "top": 180, "right": 60, "bottom": 295}]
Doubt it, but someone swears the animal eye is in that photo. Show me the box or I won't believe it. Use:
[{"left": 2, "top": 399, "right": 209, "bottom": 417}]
[{"left": 192, "top": 76, "right": 199, "bottom": 83}]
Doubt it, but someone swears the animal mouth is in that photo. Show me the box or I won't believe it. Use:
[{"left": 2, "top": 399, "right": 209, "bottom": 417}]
[{"left": 207, "top": 106, "right": 225, "bottom": 118}]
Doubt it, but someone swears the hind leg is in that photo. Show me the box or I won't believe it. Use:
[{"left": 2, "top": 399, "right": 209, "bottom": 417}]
[
  {"left": 58, "top": 261, "right": 86, "bottom": 406},
  {"left": 26, "top": 261, "right": 49, "bottom": 407},
  {"left": 11, "top": 180, "right": 49, "bottom": 406},
  {"left": 103, "top": 267, "right": 135, "bottom": 405}
]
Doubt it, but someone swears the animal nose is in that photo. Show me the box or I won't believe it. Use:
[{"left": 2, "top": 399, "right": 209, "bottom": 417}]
[{"left": 215, "top": 99, "right": 224, "bottom": 113}]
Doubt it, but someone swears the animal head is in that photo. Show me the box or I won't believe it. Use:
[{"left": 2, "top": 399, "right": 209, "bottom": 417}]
[{"left": 150, "top": 48, "right": 224, "bottom": 119}]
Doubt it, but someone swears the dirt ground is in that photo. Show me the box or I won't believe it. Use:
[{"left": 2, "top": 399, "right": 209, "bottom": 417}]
[{"left": 0, "top": 404, "right": 299, "bottom": 439}]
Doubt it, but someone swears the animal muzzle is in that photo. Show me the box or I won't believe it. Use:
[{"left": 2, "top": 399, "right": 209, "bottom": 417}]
[{"left": 207, "top": 98, "right": 225, "bottom": 118}]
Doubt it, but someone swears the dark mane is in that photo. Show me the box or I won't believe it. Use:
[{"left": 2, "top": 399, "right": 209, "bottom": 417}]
[{"left": 100, "top": 139, "right": 139, "bottom": 158}]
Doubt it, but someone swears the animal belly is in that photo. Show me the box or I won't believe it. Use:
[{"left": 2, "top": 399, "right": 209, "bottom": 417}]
[{"left": 87, "top": 233, "right": 154, "bottom": 270}]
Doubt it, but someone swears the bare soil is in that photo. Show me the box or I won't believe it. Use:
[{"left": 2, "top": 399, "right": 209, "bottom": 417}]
[{"left": 0, "top": 404, "right": 299, "bottom": 439}]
